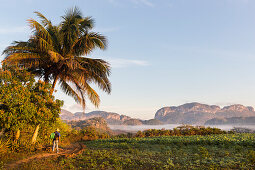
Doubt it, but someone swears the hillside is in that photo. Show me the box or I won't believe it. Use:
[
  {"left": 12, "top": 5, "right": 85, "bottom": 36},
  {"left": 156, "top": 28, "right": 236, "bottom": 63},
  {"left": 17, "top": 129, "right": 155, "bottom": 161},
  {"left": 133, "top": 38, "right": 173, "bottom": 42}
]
[
  {"left": 123, "top": 119, "right": 143, "bottom": 125},
  {"left": 69, "top": 117, "right": 112, "bottom": 134},
  {"left": 60, "top": 109, "right": 74, "bottom": 120},
  {"left": 154, "top": 102, "right": 255, "bottom": 124},
  {"left": 61, "top": 102, "right": 255, "bottom": 125},
  {"left": 60, "top": 110, "right": 132, "bottom": 125},
  {"left": 205, "top": 117, "right": 255, "bottom": 125},
  {"left": 60, "top": 110, "right": 163, "bottom": 126},
  {"left": 142, "top": 119, "right": 164, "bottom": 125}
]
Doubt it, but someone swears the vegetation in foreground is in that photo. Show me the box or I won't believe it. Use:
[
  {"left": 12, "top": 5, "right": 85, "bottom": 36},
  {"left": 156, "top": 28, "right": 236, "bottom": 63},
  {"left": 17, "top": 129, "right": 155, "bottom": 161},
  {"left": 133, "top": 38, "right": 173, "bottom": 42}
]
[
  {"left": 2, "top": 7, "right": 111, "bottom": 109},
  {"left": 0, "top": 7, "right": 112, "bottom": 169},
  {"left": 0, "top": 6, "right": 254, "bottom": 170},
  {"left": 5, "top": 133, "right": 254, "bottom": 169},
  {"left": 135, "top": 125, "right": 227, "bottom": 138}
]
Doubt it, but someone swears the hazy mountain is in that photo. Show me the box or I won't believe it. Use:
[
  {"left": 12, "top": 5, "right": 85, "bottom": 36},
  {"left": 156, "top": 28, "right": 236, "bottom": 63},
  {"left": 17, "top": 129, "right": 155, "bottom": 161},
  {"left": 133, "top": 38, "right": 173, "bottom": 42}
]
[
  {"left": 123, "top": 119, "right": 143, "bottom": 125},
  {"left": 154, "top": 102, "right": 255, "bottom": 124},
  {"left": 69, "top": 117, "right": 112, "bottom": 134},
  {"left": 60, "top": 110, "right": 164, "bottom": 126},
  {"left": 60, "top": 110, "right": 132, "bottom": 125},
  {"left": 205, "top": 117, "right": 255, "bottom": 125},
  {"left": 61, "top": 102, "right": 255, "bottom": 125},
  {"left": 142, "top": 119, "right": 164, "bottom": 125},
  {"left": 60, "top": 109, "right": 73, "bottom": 120}
]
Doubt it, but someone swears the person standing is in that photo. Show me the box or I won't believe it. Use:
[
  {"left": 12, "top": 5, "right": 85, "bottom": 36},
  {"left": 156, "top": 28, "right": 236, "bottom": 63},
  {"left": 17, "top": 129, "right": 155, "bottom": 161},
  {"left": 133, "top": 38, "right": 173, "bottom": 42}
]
[{"left": 52, "top": 128, "right": 61, "bottom": 153}]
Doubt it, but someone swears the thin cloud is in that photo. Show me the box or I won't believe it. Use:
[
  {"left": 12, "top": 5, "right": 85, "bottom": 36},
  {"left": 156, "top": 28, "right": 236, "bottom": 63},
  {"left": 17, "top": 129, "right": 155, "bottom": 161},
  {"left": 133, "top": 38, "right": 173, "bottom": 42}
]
[
  {"left": 0, "top": 26, "right": 27, "bottom": 34},
  {"left": 107, "top": 58, "right": 150, "bottom": 68}
]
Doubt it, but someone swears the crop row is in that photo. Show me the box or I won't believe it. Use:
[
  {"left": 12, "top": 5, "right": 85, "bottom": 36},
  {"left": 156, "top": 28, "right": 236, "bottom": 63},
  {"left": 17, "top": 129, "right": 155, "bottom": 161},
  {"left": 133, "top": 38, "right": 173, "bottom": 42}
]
[{"left": 96, "top": 134, "right": 255, "bottom": 146}]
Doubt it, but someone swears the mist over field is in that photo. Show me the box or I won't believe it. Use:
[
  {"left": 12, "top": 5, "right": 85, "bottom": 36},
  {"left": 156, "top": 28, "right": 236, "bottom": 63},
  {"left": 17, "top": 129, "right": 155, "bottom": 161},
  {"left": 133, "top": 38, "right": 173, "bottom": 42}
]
[{"left": 109, "top": 124, "right": 255, "bottom": 132}]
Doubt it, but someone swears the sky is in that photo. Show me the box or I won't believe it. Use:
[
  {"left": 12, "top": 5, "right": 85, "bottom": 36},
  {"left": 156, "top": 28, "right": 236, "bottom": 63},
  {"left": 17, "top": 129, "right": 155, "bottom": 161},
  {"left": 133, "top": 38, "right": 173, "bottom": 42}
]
[{"left": 1, "top": 0, "right": 255, "bottom": 119}]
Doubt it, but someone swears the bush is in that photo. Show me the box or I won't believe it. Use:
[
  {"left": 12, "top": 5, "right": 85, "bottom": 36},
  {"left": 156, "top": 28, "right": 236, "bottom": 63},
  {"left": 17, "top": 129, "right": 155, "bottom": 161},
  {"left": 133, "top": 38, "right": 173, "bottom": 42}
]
[
  {"left": 0, "top": 138, "right": 10, "bottom": 154},
  {"left": 247, "top": 150, "right": 255, "bottom": 164},
  {"left": 135, "top": 125, "right": 226, "bottom": 138},
  {"left": 65, "top": 126, "right": 110, "bottom": 143}
]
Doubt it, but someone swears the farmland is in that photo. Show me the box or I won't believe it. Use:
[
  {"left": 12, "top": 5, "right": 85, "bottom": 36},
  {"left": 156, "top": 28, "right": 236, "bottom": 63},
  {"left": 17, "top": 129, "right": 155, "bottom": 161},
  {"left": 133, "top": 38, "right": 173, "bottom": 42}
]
[{"left": 15, "top": 133, "right": 255, "bottom": 169}]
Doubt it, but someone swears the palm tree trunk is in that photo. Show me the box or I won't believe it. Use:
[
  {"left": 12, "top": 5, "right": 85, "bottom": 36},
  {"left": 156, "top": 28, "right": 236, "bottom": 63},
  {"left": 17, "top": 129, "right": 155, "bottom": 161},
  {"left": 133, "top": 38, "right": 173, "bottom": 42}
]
[
  {"left": 31, "top": 124, "right": 40, "bottom": 144},
  {"left": 50, "top": 76, "right": 58, "bottom": 95}
]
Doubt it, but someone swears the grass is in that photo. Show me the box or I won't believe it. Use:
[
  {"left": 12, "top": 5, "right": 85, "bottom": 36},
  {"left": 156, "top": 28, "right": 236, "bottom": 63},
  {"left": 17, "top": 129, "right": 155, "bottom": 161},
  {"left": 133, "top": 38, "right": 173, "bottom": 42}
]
[{"left": 7, "top": 133, "right": 254, "bottom": 169}]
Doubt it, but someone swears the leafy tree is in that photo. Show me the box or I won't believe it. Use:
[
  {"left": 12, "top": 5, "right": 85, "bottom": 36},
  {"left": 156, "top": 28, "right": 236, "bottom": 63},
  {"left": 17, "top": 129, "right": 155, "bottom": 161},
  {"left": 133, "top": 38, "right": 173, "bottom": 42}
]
[
  {"left": 0, "top": 68, "right": 63, "bottom": 142},
  {"left": 2, "top": 7, "right": 111, "bottom": 109}
]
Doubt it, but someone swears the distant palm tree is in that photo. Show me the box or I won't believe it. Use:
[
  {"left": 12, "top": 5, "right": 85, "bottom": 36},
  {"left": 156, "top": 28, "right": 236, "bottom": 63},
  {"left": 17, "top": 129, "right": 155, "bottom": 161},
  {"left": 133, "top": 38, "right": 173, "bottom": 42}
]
[{"left": 2, "top": 7, "right": 111, "bottom": 109}]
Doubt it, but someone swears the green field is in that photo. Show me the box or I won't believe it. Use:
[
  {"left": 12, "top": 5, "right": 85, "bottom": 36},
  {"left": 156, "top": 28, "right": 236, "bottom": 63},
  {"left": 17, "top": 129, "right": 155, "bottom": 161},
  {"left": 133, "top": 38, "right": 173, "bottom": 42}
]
[{"left": 14, "top": 133, "right": 255, "bottom": 169}]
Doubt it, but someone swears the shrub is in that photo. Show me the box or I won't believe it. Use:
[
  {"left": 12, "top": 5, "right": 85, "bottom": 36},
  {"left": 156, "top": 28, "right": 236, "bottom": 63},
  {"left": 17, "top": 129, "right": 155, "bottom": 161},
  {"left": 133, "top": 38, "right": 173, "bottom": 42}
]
[
  {"left": 135, "top": 125, "right": 226, "bottom": 138},
  {"left": 0, "top": 138, "right": 10, "bottom": 154},
  {"left": 247, "top": 150, "right": 255, "bottom": 164}
]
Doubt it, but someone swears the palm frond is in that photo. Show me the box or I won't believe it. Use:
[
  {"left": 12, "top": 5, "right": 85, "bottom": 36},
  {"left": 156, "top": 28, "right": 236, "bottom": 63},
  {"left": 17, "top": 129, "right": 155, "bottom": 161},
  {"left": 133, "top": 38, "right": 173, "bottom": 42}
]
[
  {"left": 79, "top": 17, "right": 94, "bottom": 31},
  {"left": 58, "top": 78, "right": 82, "bottom": 104},
  {"left": 34, "top": 11, "right": 52, "bottom": 27},
  {"left": 72, "top": 32, "right": 107, "bottom": 56},
  {"left": 33, "top": 36, "right": 53, "bottom": 52},
  {"left": 76, "top": 57, "right": 111, "bottom": 93},
  {"left": 2, "top": 8, "right": 111, "bottom": 111},
  {"left": 27, "top": 19, "right": 53, "bottom": 45},
  {"left": 3, "top": 53, "right": 41, "bottom": 66},
  {"left": 83, "top": 82, "right": 100, "bottom": 107}
]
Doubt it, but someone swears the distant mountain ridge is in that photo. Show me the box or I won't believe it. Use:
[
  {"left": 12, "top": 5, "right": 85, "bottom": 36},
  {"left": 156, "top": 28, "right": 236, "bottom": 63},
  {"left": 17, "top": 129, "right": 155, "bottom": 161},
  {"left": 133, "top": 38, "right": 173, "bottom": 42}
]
[
  {"left": 205, "top": 117, "right": 255, "bottom": 125},
  {"left": 155, "top": 102, "right": 255, "bottom": 124},
  {"left": 60, "top": 110, "right": 164, "bottom": 125},
  {"left": 69, "top": 117, "right": 112, "bottom": 133},
  {"left": 60, "top": 110, "right": 132, "bottom": 125},
  {"left": 61, "top": 102, "right": 255, "bottom": 125}
]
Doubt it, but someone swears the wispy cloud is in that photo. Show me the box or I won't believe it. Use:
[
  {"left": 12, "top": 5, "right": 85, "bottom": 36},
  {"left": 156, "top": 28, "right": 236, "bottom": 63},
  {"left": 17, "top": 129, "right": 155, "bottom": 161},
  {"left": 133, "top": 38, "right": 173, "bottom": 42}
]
[
  {"left": 0, "top": 26, "right": 27, "bottom": 34},
  {"left": 107, "top": 58, "right": 149, "bottom": 68}
]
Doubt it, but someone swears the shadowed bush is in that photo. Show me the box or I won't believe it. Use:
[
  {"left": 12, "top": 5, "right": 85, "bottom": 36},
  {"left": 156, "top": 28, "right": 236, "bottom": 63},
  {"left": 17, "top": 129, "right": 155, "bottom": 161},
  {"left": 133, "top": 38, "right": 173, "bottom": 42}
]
[{"left": 135, "top": 125, "right": 227, "bottom": 138}]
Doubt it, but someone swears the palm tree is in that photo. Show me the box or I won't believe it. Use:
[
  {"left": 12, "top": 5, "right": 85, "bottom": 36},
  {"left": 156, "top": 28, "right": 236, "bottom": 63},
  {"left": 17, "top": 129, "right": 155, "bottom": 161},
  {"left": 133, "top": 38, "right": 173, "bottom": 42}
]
[
  {"left": 2, "top": 8, "right": 111, "bottom": 143},
  {"left": 2, "top": 7, "right": 111, "bottom": 109}
]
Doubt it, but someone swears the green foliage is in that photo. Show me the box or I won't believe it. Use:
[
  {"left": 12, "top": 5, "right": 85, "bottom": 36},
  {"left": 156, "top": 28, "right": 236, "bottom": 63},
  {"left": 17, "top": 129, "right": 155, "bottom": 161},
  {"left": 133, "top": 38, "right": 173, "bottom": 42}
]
[
  {"left": 15, "top": 134, "right": 255, "bottom": 169},
  {"left": 80, "top": 126, "right": 110, "bottom": 140},
  {"left": 135, "top": 126, "right": 226, "bottom": 138},
  {"left": 0, "top": 138, "right": 10, "bottom": 154},
  {"left": 36, "top": 118, "right": 72, "bottom": 147},
  {"left": 66, "top": 126, "right": 110, "bottom": 143},
  {"left": 98, "top": 133, "right": 255, "bottom": 147},
  {"left": 0, "top": 68, "right": 63, "bottom": 135},
  {"left": 0, "top": 68, "right": 64, "bottom": 152},
  {"left": 198, "top": 146, "right": 209, "bottom": 158},
  {"left": 247, "top": 150, "right": 255, "bottom": 164}
]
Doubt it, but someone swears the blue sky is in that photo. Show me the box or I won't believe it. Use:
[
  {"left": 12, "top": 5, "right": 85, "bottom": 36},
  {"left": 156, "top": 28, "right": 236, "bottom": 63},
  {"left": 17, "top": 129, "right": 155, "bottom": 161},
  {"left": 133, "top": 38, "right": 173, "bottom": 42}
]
[{"left": 1, "top": 0, "right": 255, "bottom": 119}]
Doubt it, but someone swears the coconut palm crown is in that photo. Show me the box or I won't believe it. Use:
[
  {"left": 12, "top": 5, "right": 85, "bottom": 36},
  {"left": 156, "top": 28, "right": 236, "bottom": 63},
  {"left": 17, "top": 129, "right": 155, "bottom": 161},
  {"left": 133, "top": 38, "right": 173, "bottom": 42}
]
[{"left": 2, "top": 7, "right": 111, "bottom": 109}]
